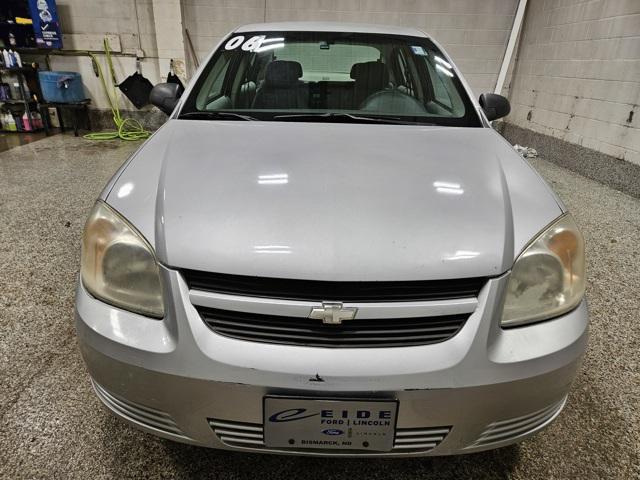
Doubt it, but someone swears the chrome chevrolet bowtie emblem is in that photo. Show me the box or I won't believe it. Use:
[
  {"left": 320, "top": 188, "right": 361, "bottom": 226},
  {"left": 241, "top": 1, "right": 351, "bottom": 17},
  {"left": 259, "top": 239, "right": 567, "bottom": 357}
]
[{"left": 309, "top": 302, "right": 357, "bottom": 325}]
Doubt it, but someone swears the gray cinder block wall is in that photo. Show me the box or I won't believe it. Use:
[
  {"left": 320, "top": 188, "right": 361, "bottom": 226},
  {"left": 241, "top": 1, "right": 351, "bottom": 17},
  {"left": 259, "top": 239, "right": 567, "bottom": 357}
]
[{"left": 503, "top": 0, "right": 640, "bottom": 167}]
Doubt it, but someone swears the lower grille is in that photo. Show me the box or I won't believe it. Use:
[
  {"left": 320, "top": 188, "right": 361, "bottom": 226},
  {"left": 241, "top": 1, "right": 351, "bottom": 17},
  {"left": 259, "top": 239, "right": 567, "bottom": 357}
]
[
  {"left": 209, "top": 418, "right": 450, "bottom": 453},
  {"left": 209, "top": 419, "right": 265, "bottom": 448},
  {"left": 467, "top": 397, "right": 567, "bottom": 449},
  {"left": 92, "top": 380, "right": 187, "bottom": 438},
  {"left": 393, "top": 426, "right": 451, "bottom": 451},
  {"left": 198, "top": 307, "right": 468, "bottom": 348}
]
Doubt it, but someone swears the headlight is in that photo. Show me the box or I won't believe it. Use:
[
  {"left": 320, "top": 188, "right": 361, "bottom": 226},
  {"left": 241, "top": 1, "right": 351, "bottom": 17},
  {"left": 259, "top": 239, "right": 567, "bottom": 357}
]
[
  {"left": 501, "top": 214, "right": 585, "bottom": 327},
  {"left": 81, "top": 201, "right": 164, "bottom": 318}
]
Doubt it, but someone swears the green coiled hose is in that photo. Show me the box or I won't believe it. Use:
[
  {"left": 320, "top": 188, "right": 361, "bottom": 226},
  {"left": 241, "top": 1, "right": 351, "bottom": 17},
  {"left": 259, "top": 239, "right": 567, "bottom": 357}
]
[{"left": 84, "top": 38, "right": 151, "bottom": 141}]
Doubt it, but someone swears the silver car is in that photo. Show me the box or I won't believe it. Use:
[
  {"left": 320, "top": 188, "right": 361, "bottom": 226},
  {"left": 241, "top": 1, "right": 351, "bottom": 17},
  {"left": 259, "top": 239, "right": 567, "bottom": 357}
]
[{"left": 76, "top": 22, "right": 588, "bottom": 456}]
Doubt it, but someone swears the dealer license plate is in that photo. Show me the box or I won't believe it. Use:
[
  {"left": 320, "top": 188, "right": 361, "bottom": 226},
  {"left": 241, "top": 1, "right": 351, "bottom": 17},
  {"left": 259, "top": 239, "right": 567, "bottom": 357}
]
[{"left": 263, "top": 397, "right": 397, "bottom": 451}]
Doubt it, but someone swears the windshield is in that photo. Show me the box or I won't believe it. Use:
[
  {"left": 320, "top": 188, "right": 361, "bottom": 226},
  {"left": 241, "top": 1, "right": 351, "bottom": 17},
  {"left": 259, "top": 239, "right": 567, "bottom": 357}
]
[{"left": 180, "top": 31, "right": 481, "bottom": 127}]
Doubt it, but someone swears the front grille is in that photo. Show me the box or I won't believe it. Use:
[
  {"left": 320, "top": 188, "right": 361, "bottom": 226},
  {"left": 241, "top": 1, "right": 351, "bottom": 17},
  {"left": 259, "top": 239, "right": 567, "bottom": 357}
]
[
  {"left": 198, "top": 307, "right": 468, "bottom": 348},
  {"left": 182, "top": 269, "right": 485, "bottom": 302},
  {"left": 209, "top": 418, "right": 451, "bottom": 454}
]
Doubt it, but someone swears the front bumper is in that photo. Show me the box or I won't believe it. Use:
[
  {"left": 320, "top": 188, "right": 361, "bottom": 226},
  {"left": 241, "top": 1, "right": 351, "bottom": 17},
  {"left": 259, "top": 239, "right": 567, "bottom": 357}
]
[{"left": 75, "top": 267, "right": 588, "bottom": 456}]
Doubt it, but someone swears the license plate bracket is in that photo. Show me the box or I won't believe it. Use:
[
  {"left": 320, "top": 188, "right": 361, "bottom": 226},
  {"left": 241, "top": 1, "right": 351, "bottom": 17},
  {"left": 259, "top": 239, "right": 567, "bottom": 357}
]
[{"left": 263, "top": 396, "right": 398, "bottom": 451}]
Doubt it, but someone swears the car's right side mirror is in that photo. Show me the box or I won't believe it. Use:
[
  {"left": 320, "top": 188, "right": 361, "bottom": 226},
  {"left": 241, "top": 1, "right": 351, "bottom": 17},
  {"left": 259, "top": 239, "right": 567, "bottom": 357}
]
[
  {"left": 479, "top": 93, "right": 511, "bottom": 121},
  {"left": 150, "top": 82, "right": 183, "bottom": 115}
]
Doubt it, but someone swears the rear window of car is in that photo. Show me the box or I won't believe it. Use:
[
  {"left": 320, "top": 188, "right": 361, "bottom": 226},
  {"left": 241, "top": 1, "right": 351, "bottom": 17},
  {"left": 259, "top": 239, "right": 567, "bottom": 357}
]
[{"left": 276, "top": 43, "right": 381, "bottom": 82}]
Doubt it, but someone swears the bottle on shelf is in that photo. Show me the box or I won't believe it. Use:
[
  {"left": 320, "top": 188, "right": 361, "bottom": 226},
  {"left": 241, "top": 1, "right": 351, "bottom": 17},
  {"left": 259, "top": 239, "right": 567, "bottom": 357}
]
[
  {"left": 3, "top": 112, "right": 17, "bottom": 131},
  {"left": 33, "top": 111, "right": 44, "bottom": 129},
  {"left": 14, "top": 51, "right": 22, "bottom": 68},
  {"left": 47, "top": 107, "right": 60, "bottom": 128},
  {"left": 8, "top": 50, "right": 17, "bottom": 68},
  {"left": 2, "top": 50, "right": 11, "bottom": 68},
  {"left": 0, "top": 83, "right": 10, "bottom": 100},
  {"left": 14, "top": 114, "right": 23, "bottom": 132},
  {"left": 10, "top": 82, "right": 22, "bottom": 100},
  {"left": 22, "top": 112, "right": 33, "bottom": 131}
]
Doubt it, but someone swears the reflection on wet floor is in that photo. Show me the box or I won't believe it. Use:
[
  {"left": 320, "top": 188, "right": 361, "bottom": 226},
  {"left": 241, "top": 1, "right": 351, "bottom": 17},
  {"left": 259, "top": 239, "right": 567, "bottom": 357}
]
[{"left": 0, "top": 130, "right": 55, "bottom": 153}]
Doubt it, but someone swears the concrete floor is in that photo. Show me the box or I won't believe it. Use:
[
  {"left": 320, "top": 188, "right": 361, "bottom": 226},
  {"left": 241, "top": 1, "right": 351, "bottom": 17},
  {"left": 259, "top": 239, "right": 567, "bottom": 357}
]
[
  {"left": 0, "top": 130, "right": 51, "bottom": 153},
  {"left": 0, "top": 134, "right": 638, "bottom": 479}
]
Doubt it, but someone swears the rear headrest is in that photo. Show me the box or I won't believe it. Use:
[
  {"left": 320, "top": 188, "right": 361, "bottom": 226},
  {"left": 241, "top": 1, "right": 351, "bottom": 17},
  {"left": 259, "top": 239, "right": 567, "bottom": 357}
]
[
  {"left": 350, "top": 61, "right": 389, "bottom": 85},
  {"left": 265, "top": 61, "right": 303, "bottom": 88}
]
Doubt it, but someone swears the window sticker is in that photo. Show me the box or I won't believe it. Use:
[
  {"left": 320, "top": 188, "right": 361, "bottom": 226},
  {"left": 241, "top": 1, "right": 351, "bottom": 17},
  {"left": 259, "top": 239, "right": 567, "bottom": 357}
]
[
  {"left": 225, "top": 35, "right": 283, "bottom": 52},
  {"left": 225, "top": 36, "right": 245, "bottom": 50},
  {"left": 410, "top": 45, "right": 427, "bottom": 56},
  {"left": 241, "top": 35, "right": 267, "bottom": 51}
]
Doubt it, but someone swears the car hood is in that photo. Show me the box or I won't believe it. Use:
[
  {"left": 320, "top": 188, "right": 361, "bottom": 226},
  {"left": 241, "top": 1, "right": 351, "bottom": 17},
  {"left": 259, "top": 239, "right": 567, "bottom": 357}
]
[{"left": 105, "top": 120, "right": 563, "bottom": 281}]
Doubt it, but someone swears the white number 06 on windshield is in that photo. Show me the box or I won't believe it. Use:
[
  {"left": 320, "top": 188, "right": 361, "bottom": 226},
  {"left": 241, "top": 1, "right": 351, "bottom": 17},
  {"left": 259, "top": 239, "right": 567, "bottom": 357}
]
[{"left": 225, "top": 35, "right": 284, "bottom": 53}]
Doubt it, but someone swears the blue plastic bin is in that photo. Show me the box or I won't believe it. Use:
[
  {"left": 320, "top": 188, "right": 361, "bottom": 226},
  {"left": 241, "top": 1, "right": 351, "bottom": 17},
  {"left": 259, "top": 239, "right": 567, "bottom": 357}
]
[{"left": 38, "top": 71, "right": 86, "bottom": 103}]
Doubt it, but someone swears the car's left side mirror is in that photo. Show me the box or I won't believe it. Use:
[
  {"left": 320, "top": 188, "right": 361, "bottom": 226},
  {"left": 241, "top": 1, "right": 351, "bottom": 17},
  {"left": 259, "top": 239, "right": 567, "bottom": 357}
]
[
  {"left": 479, "top": 93, "right": 511, "bottom": 121},
  {"left": 150, "top": 82, "right": 184, "bottom": 115}
]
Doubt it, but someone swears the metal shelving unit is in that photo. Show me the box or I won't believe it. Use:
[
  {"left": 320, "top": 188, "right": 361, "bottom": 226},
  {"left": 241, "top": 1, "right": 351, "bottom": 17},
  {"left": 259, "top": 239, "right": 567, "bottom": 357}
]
[{"left": 0, "top": 66, "right": 42, "bottom": 132}]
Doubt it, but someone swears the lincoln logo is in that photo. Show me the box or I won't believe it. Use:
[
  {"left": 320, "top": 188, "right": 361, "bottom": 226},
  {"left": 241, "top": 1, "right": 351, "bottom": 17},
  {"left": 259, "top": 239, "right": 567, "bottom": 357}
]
[{"left": 309, "top": 302, "right": 357, "bottom": 325}]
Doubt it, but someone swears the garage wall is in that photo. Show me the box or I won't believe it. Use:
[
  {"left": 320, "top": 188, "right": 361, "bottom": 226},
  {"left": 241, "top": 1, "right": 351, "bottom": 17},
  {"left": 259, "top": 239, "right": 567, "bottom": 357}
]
[
  {"left": 39, "top": 0, "right": 181, "bottom": 111},
  {"left": 182, "top": 0, "right": 519, "bottom": 95},
  {"left": 55, "top": 0, "right": 156, "bottom": 56},
  {"left": 504, "top": 0, "right": 640, "bottom": 166},
  {"left": 183, "top": 0, "right": 263, "bottom": 65}
]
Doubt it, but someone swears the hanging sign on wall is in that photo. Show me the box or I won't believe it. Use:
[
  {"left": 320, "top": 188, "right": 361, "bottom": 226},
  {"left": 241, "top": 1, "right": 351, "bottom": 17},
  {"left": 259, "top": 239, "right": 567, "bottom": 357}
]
[{"left": 28, "top": 0, "right": 63, "bottom": 49}]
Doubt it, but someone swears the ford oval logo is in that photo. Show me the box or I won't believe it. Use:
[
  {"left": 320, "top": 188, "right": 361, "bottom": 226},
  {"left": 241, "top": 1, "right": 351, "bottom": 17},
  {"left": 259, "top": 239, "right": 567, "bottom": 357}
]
[{"left": 322, "top": 428, "right": 344, "bottom": 436}]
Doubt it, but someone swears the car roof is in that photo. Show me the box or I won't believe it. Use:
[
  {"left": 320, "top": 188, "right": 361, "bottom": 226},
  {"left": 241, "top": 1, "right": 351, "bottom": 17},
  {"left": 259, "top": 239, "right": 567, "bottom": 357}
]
[{"left": 234, "top": 21, "right": 428, "bottom": 38}]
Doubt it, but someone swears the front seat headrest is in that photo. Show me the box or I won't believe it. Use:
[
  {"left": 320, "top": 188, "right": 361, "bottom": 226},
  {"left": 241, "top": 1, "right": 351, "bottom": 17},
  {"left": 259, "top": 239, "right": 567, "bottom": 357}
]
[
  {"left": 264, "top": 60, "right": 303, "bottom": 88},
  {"left": 350, "top": 61, "right": 389, "bottom": 85}
]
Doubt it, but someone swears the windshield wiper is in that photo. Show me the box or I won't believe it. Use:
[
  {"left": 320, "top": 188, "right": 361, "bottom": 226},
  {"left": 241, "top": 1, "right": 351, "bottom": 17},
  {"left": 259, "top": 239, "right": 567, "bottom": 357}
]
[
  {"left": 180, "top": 111, "right": 434, "bottom": 125},
  {"left": 179, "top": 111, "right": 258, "bottom": 121},
  {"left": 273, "top": 112, "right": 432, "bottom": 125}
]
